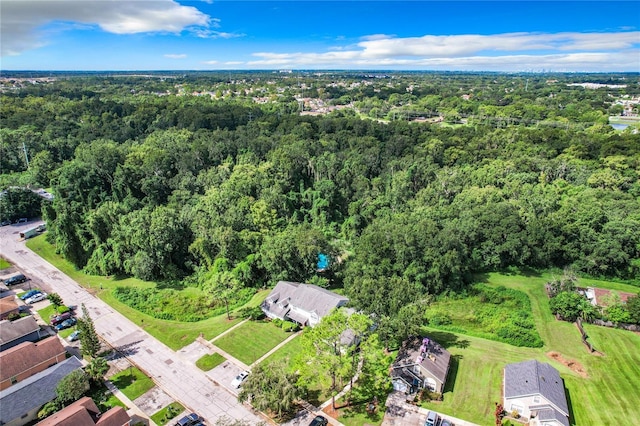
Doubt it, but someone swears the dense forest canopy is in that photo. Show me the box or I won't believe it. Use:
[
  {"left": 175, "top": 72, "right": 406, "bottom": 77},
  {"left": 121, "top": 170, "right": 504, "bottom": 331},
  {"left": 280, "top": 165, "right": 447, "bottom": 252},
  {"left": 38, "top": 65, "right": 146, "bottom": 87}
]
[{"left": 1, "top": 71, "right": 639, "bottom": 330}]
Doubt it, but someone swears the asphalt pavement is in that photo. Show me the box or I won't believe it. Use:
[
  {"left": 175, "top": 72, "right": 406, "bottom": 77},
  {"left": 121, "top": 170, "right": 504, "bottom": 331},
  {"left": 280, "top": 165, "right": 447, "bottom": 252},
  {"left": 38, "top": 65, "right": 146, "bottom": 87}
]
[{"left": 0, "top": 220, "right": 266, "bottom": 425}]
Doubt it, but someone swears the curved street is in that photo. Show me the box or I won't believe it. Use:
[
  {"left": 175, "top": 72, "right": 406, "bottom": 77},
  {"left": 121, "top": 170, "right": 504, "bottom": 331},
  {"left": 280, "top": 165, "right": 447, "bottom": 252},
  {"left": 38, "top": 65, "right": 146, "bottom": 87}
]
[{"left": 0, "top": 220, "right": 265, "bottom": 425}]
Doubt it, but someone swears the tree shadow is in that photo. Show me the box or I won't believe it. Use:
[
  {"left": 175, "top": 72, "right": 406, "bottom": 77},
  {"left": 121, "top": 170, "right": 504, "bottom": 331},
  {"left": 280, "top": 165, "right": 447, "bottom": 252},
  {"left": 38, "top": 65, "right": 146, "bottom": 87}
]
[
  {"left": 443, "top": 354, "right": 463, "bottom": 394},
  {"left": 422, "top": 330, "right": 470, "bottom": 349},
  {"left": 305, "top": 389, "right": 322, "bottom": 407},
  {"left": 155, "top": 280, "right": 186, "bottom": 290},
  {"left": 500, "top": 266, "right": 542, "bottom": 277},
  {"left": 107, "top": 340, "right": 142, "bottom": 358}
]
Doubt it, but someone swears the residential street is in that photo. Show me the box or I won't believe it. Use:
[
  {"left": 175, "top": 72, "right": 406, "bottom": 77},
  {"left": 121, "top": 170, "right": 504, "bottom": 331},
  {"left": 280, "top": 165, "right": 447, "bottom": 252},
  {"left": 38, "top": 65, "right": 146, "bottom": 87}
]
[{"left": 0, "top": 221, "right": 266, "bottom": 425}]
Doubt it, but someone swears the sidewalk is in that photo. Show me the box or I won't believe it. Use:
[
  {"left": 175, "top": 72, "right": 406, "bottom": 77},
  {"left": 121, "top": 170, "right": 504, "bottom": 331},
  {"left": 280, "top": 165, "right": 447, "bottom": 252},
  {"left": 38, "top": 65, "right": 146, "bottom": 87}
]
[
  {"left": 250, "top": 330, "right": 301, "bottom": 368},
  {"left": 197, "top": 336, "right": 251, "bottom": 371},
  {"left": 104, "top": 380, "right": 156, "bottom": 426}
]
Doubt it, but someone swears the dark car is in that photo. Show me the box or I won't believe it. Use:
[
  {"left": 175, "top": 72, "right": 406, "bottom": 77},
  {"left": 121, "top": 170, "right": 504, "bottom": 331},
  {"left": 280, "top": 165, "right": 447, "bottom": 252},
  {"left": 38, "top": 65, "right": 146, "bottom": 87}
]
[
  {"left": 55, "top": 318, "right": 77, "bottom": 331},
  {"left": 4, "top": 274, "right": 27, "bottom": 286},
  {"left": 51, "top": 312, "right": 72, "bottom": 326},
  {"left": 20, "top": 289, "right": 42, "bottom": 300},
  {"left": 309, "top": 415, "right": 329, "bottom": 426},
  {"left": 441, "top": 420, "right": 453, "bottom": 426},
  {"left": 175, "top": 413, "right": 201, "bottom": 426}
]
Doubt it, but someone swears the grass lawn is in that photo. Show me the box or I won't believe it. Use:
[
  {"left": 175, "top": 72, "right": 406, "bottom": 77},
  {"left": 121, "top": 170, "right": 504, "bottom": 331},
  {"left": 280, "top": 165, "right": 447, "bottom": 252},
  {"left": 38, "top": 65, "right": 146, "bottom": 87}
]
[
  {"left": 430, "top": 272, "right": 640, "bottom": 425},
  {"left": 26, "top": 235, "right": 269, "bottom": 350},
  {"left": 260, "top": 333, "right": 303, "bottom": 366},
  {"left": 329, "top": 396, "right": 384, "bottom": 426},
  {"left": 195, "top": 353, "right": 226, "bottom": 371},
  {"left": 0, "top": 257, "right": 11, "bottom": 269},
  {"left": 87, "top": 383, "right": 127, "bottom": 412},
  {"left": 150, "top": 402, "right": 185, "bottom": 426},
  {"left": 214, "top": 320, "right": 291, "bottom": 365},
  {"left": 108, "top": 366, "right": 155, "bottom": 401}
]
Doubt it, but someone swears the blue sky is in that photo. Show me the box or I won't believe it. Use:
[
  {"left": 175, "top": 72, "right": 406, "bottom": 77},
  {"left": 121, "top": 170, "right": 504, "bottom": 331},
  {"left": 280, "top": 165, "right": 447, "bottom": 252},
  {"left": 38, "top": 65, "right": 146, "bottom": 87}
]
[{"left": 2, "top": 1, "right": 639, "bottom": 71}]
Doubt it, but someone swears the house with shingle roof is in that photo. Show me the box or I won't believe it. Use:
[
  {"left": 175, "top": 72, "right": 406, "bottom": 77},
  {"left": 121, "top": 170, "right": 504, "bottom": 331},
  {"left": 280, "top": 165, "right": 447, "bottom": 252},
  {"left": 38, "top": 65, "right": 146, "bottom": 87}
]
[
  {"left": 0, "top": 336, "right": 67, "bottom": 390},
  {"left": 391, "top": 336, "right": 451, "bottom": 394},
  {"left": 0, "top": 356, "right": 84, "bottom": 426},
  {"left": 0, "top": 295, "right": 20, "bottom": 320},
  {"left": 503, "top": 360, "right": 570, "bottom": 426},
  {"left": 36, "top": 396, "right": 131, "bottom": 426},
  {"left": 261, "top": 281, "right": 349, "bottom": 327},
  {"left": 0, "top": 316, "right": 46, "bottom": 352}
]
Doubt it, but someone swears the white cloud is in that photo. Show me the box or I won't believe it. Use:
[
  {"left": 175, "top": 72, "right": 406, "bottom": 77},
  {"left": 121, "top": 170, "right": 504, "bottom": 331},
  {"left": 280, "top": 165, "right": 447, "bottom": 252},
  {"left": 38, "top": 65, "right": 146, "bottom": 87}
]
[
  {"left": 192, "top": 29, "right": 245, "bottom": 39},
  {"left": 165, "top": 54, "right": 187, "bottom": 59},
  {"left": 247, "top": 31, "right": 640, "bottom": 72},
  {"left": 224, "top": 61, "right": 244, "bottom": 65},
  {"left": 1, "top": 0, "right": 212, "bottom": 56},
  {"left": 202, "top": 60, "right": 218, "bottom": 64}
]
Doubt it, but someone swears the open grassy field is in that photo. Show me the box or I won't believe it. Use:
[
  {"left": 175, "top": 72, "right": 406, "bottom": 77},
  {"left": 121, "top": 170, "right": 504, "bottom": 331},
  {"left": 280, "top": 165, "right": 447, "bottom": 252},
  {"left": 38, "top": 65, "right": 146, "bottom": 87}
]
[
  {"left": 213, "top": 319, "right": 292, "bottom": 365},
  {"left": 26, "top": 235, "right": 269, "bottom": 350},
  {"left": 260, "top": 333, "right": 303, "bottom": 366},
  {"left": 0, "top": 257, "right": 11, "bottom": 269},
  {"left": 429, "top": 272, "right": 640, "bottom": 425}
]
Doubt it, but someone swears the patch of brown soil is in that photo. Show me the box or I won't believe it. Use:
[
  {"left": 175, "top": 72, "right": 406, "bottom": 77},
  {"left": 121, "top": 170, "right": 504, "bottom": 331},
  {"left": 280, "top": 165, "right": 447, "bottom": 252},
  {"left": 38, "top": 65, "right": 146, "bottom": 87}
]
[
  {"left": 322, "top": 403, "right": 341, "bottom": 419},
  {"left": 547, "top": 351, "right": 588, "bottom": 378}
]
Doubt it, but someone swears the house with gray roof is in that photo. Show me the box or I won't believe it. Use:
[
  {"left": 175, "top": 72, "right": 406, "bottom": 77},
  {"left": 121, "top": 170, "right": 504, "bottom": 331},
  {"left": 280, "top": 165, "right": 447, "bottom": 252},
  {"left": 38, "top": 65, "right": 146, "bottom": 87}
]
[
  {"left": 503, "top": 360, "right": 570, "bottom": 426},
  {"left": 0, "top": 356, "right": 84, "bottom": 426},
  {"left": 261, "top": 281, "right": 349, "bottom": 327},
  {"left": 391, "top": 336, "right": 451, "bottom": 394},
  {"left": 0, "top": 316, "right": 46, "bottom": 352}
]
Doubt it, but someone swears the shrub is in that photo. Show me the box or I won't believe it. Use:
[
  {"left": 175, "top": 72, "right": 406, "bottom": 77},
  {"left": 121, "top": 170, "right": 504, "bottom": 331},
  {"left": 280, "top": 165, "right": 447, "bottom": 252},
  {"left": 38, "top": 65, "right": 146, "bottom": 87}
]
[
  {"left": 239, "top": 306, "right": 264, "bottom": 320},
  {"left": 429, "top": 312, "right": 452, "bottom": 326},
  {"left": 281, "top": 320, "right": 299, "bottom": 332},
  {"left": 271, "top": 318, "right": 283, "bottom": 328}
]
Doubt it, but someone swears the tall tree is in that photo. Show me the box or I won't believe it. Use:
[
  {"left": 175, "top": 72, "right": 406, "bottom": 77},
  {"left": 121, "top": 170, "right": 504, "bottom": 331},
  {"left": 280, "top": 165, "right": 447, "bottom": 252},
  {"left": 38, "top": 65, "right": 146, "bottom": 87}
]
[{"left": 77, "top": 304, "right": 101, "bottom": 359}]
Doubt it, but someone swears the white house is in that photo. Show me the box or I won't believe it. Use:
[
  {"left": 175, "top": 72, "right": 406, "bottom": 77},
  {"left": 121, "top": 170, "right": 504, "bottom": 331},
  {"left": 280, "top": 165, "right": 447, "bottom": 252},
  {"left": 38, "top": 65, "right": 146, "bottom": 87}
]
[
  {"left": 503, "top": 360, "right": 570, "bottom": 426},
  {"left": 261, "top": 281, "right": 349, "bottom": 327}
]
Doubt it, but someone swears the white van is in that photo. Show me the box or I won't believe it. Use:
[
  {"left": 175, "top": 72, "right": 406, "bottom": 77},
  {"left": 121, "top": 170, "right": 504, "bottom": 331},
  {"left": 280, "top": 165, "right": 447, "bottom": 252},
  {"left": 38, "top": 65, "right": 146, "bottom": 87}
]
[{"left": 425, "top": 411, "right": 439, "bottom": 426}]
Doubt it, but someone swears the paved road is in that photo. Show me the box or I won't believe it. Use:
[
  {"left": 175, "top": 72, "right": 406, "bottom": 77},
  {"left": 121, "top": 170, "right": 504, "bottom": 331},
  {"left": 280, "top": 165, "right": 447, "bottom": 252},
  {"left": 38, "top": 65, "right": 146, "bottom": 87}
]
[{"left": 0, "top": 221, "right": 266, "bottom": 425}]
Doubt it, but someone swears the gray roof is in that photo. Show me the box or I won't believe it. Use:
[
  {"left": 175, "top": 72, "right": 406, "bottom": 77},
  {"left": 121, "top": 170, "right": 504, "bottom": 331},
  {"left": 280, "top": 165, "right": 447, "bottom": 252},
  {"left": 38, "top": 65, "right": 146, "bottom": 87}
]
[
  {"left": 0, "top": 356, "right": 83, "bottom": 424},
  {"left": 393, "top": 336, "right": 451, "bottom": 385},
  {"left": 0, "top": 316, "right": 41, "bottom": 345},
  {"left": 263, "top": 281, "right": 348, "bottom": 322},
  {"left": 504, "top": 360, "right": 569, "bottom": 417},
  {"left": 538, "top": 408, "right": 570, "bottom": 426}
]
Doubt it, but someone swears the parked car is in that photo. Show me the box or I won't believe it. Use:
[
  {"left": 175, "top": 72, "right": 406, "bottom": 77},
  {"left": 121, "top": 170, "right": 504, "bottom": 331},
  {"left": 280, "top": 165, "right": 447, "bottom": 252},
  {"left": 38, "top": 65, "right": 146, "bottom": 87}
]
[
  {"left": 25, "top": 292, "right": 47, "bottom": 304},
  {"left": 55, "top": 318, "right": 77, "bottom": 331},
  {"left": 231, "top": 371, "right": 249, "bottom": 388},
  {"left": 51, "top": 312, "right": 72, "bottom": 326},
  {"left": 309, "top": 415, "right": 329, "bottom": 426},
  {"left": 4, "top": 274, "right": 27, "bottom": 286},
  {"left": 441, "top": 419, "right": 453, "bottom": 426},
  {"left": 68, "top": 330, "right": 81, "bottom": 341},
  {"left": 424, "top": 411, "right": 439, "bottom": 426},
  {"left": 17, "top": 218, "right": 28, "bottom": 224},
  {"left": 35, "top": 224, "right": 46, "bottom": 232},
  {"left": 175, "top": 413, "right": 202, "bottom": 426},
  {"left": 0, "top": 219, "right": 11, "bottom": 226},
  {"left": 20, "top": 289, "right": 42, "bottom": 300}
]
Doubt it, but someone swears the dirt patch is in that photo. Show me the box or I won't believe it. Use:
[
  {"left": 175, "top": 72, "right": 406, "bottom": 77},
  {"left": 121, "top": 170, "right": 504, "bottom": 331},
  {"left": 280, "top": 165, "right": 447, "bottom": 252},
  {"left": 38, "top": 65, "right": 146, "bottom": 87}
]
[{"left": 547, "top": 352, "right": 588, "bottom": 377}]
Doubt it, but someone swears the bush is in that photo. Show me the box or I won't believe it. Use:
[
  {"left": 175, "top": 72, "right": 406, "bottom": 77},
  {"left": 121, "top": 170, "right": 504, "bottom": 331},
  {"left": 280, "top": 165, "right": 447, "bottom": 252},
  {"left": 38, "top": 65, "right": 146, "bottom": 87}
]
[
  {"left": 239, "top": 306, "right": 264, "bottom": 320},
  {"left": 429, "top": 312, "right": 452, "bottom": 326},
  {"left": 281, "top": 320, "right": 299, "bottom": 332},
  {"left": 271, "top": 318, "right": 283, "bottom": 328}
]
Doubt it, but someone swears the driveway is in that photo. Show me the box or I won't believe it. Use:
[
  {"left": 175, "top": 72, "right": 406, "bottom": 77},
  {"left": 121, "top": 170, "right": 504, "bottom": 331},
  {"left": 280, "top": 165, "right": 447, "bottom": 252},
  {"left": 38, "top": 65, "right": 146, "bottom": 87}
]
[{"left": 0, "top": 221, "right": 265, "bottom": 425}]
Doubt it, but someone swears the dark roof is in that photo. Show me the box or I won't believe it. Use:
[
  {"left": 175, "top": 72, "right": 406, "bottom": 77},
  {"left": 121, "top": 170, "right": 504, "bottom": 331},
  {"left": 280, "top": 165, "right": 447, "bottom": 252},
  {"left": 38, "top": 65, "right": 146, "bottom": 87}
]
[
  {"left": 538, "top": 408, "right": 570, "bottom": 426},
  {"left": 0, "top": 336, "right": 66, "bottom": 382},
  {"left": 0, "top": 356, "right": 84, "bottom": 425},
  {"left": 36, "top": 396, "right": 131, "bottom": 426},
  {"left": 393, "top": 336, "right": 451, "bottom": 385},
  {"left": 0, "top": 316, "right": 41, "bottom": 345},
  {"left": 504, "top": 360, "right": 569, "bottom": 417}
]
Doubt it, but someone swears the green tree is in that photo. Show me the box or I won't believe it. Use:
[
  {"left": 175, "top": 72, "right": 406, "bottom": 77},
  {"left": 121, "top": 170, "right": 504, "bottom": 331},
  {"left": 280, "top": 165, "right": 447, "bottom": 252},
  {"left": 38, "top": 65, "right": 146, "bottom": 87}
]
[
  {"left": 626, "top": 293, "right": 640, "bottom": 324},
  {"left": 237, "top": 360, "right": 302, "bottom": 420},
  {"left": 77, "top": 304, "right": 101, "bottom": 359},
  {"left": 85, "top": 357, "right": 109, "bottom": 382},
  {"left": 47, "top": 293, "right": 63, "bottom": 310},
  {"left": 549, "top": 292, "right": 597, "bottom": 322},
  {"left": 55, "top": 369, "right": 89, "bottom": 406},
  {"left": 352, "top": 333, "right": 394, "bottom": 404},
  {"left": 0, "top": 188, "right": 43, "bottom": 222}
]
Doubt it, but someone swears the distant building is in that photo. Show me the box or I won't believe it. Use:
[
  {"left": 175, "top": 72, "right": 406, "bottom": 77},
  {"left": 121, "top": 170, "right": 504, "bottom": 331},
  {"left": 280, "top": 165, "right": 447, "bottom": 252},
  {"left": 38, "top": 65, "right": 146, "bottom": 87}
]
[
  {"left": 0, "top": 356, "right": 84, "bottom": 426},
  {"left": 261, "top": 281, "right": 349, "bottom": 327},
  {"left": 0, "top": 336, "right": 66, "bottom": 390},
  {"left": 0, "top": 295, "right": 20, "bottom": 320},
  {"left": 503, "top": 360, "right": 570, "bottom": 426},
  {"left": 391, "top": 336, "right": 451, "bottom": 394},
  {"left": 36, "top": 396, "right": 131, "bottom": 426},
  {"left": 0, "top": 316, "right": 46, "bottom": 352}
]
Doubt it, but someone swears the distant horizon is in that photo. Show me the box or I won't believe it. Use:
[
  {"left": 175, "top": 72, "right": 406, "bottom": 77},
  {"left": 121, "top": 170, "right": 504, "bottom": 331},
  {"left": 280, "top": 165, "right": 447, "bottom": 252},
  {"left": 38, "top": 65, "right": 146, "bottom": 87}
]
[
  {"left": 2, "top": 1, "right": 639, "bottom": 72},
  {"left": 2, "top": 70, "right": 639, "bottom": 75}
]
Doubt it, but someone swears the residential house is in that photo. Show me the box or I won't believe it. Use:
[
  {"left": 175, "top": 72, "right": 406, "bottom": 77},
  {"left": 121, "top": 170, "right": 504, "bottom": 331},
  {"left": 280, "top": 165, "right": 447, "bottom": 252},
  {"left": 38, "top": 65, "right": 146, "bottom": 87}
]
[
  {"left": 0, "top": 316, "right": 46, "bottom": 351},
  {"left": 0, "top": 295, "right": 20, "bottom": 320},
  {"left": 0, "top": 356, "right": 84, "bottom": 426},
  {"left": 261, "top": 281, "right": 349, "bottom": 327},
  {"left": 503, "top": 360, "right": 570, "bottom": 426},
  {"left": 391, "top": 336, "right": 451, "bottom": 394},
  {"left": 0, "top": 336, "right": 67, "bottom": 390},
  {"left": 36, "top": 396, "right": 131, "bottom": 426}
]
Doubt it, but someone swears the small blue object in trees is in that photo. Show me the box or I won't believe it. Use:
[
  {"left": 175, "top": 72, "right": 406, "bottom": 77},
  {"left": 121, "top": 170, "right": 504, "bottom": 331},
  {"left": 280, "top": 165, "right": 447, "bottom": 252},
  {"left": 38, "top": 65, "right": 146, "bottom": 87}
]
[{"left": 317, "top": 254, "right": 329, "bottom": 270}]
